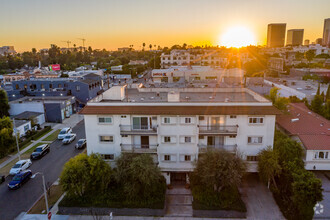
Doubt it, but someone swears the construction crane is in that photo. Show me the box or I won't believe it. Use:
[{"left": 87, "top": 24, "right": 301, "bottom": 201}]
[
  {"left": 77, "top": 38, "right": 86, "bottom": 50},
  {"left": 61, "top": 40, "right": 71, "bottom": 48}
]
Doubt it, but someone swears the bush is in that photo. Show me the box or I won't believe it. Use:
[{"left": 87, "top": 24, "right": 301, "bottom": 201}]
[
  {"left": 190, "top": 149, "right": 246, "bottom": 212},
  {"left": 59, "top": 153, "right": 166, "bottom": 209}
]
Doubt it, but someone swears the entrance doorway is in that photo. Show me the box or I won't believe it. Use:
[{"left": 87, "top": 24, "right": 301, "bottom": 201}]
[
  {"left": 171, "top": 172, "right": 186, "bottom": 185},
  {"left": 141, "top": 136, "right": 149, "bottom": 148}
]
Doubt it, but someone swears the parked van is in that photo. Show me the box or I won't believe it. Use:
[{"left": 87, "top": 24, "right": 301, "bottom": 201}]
[{"left": 57, "top": 127, "right": 72, "bottom": 140}]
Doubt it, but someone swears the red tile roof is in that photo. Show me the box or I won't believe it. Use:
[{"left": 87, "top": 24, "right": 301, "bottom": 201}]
[
  {"left": 80, "top": 105, "right": 282, "bottom": 115},
  {"left": 276, "top": 103, "right": 330, "bottom": 150}
]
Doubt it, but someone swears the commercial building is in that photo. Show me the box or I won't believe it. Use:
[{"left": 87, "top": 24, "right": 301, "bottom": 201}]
[
  {"left": 151, "top": 66, "right": 245, "bottom": 84},
  {"left": 267, "top": 23, "right": 286, "bottom": 47},
  {"left": 81, "top": 85, "right": 280, "bottom": 184},
  {"left": 277, "top": 103, "right": 330, "bottom": 170},
  {"left": 316, "top": 38, "right": 323, "bottom": 45},
  {"left": 304, "top": 39, "right": 310, "bottom": 46},
  {"left": 9, "top": 96, "right": 76, "bottom": 123},
  {"left": 286, "top": 29, "right": 304, "bottom": 46},
  {"left": 323, "top": 18, "right": 330, "bottom": 47},
  {"left": 268, "top": 57, "right": 285, "bottom": 74}
]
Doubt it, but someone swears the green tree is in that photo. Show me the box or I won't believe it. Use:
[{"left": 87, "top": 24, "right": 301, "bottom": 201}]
[
  {"left": 311, "top": 95, "right": 323, "bottom": 114},
  {"left": 326, "top": 84, "right": 330, "bottom": 100},
  {"left": 258, "top": 146, "right": 281, "bottom": 189},
  {"left": 191, "top": 149, "right": 246, "bottom": 192},
  {"left": 60, "top": 154, "right": 113, "bottom": 198},
  {"left": 295, "top": 52, "right": 304, "bottom": 61},
  {"left": 0, "top": 90, "right": 10, "bottom": 118},
  {"left": 316, "top": 83, "right": 320, "bottom": 95},
  {"left": 0, "top": 117, "right": 15, "bottom": 158},
  {"left": 305, "top": 50, "right": 315, "bottom": 63},
  {"left": 115, "top": 154, "right": 165, "bottom": 201}
]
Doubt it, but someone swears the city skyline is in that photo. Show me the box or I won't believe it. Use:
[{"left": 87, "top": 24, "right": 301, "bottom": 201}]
[{"left": 1, "top": 0, "right": 330, "bottom": 52}]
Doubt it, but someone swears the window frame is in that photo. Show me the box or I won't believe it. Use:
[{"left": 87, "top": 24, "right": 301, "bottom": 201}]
[
  {"left": 164, "top": 136, "right": 171, "bottom": 143},
  {"left": 247, "top": 136, "right": 263, "bottom": 144},
  {"left": 184, "top": 155, "right": 191, "bottom": 161},
  {"left": 248, "top": 117, "right": 264, "bottom": 125},
  {"left": 164, "top": 155, "right": 171, "bottom": 161},
  {"left": 99, "top": 135, "right": 114, "bottom": 143},
  {"left": 102, "top": 154, "right": 115, "bottom": 161},
  {"left": 98, "top": 117, "right": 113, "bottom": 124}
]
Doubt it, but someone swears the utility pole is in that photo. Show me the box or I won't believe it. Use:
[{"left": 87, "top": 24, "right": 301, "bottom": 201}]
[
  {"left": 13, "top": 118, "right": 21, "bottom": 161},
  {"left": 78, "top": 38, "right": 86, "bottom": 51}
]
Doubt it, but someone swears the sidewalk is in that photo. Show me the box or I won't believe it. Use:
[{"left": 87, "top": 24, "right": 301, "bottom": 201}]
[{"left": 0, "top": 114, "right": 84, "bottom": 170}]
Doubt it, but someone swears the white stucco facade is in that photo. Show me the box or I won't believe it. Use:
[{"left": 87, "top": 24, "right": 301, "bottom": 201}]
[{"left": 82, "top": 86, "right": 278, "bottom": 184}]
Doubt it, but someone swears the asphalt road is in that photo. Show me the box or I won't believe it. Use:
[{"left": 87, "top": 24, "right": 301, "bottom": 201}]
[{"left": 0, "top": 121, "right": 85, "bottom": 220}]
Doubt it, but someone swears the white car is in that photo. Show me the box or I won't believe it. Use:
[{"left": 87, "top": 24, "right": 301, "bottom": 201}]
[
  {"left": 58, "top": 127, "right": 72, "bottom": 140},
  {"left": 62, "top": 133, "right": 76, "bottom": 145},
  {"left": 9, "top": 159, "right": 32, "bottom": 175}
]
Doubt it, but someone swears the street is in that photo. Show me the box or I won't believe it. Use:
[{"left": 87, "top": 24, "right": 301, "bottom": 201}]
[{"left": 0, "top": 121, "right": 85, "bottom": 220}]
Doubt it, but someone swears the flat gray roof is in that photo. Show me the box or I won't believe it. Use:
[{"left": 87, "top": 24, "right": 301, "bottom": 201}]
[{"left": 101, "top": 89, "right": 258, "bottom": 103}]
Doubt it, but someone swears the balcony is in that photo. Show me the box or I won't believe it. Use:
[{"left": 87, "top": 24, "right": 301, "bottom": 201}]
[
  {"left": 121, "top": 144, "right": 158, "bottom": 153},
  {"left": 198, "top": 125, "right": 238, "bottom": 135},
  {"left": 198, "top": 144, "right": 237, "bottom": 153},
  {"left": 120, "top": 125, "right": 158, "bottom": 135}
]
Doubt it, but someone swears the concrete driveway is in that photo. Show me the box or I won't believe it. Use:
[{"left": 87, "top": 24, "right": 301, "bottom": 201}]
[{"left": 240, "top": 174, "right": 285, "bottom": 220}]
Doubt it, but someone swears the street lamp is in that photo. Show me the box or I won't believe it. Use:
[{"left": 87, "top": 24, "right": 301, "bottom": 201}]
[
  {"left": 12, "top": 118, "right": 21, "bottom": 161},
  {"left": 31, "top": 172, "right": 49, "bottom": 216}
]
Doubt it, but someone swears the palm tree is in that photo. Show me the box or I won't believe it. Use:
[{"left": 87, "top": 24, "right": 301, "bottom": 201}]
[
  {"left": 142, "top": 43, "right": 146, "bottom": 51},
  {"left": 149, "top": 44, "right": 152, "bottom": 51}
]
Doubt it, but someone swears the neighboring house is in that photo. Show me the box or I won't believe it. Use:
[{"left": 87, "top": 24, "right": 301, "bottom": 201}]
[
  {"left": 80, "top": 86, "right": 280, "bottom": 184},
  {"left": 9, "top": 96, "right": 76, "bottom": 123},
  {"left": 13, "top": 111, "right": 45, "bottom": 125},
  {"left": 276, "top": 103, "right": 330, "bottom": 170},
  {"left": 6, "top": 77, "right": 102, "bottom": 104},
  {"left": 13, "top": 119, "right": 31, "bottom": 137}
]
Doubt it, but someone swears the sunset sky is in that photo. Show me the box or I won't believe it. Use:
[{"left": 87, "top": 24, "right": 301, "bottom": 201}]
[{"left": 1, "top": 0, "right": 330, "bottom": 52}]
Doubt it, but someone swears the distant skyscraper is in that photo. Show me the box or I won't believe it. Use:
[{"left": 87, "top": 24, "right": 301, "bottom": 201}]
[
  {"left": 267, "top": 23, "right": 286, "bottom": 47},
  {"left": 304, "top": 39, "right": 310, "bottom": 46},
  {"left": 286, "top": 29, "right": 304, "bottom": 46},
  {"left": 323, "top": 18, "right": 330, "bottom": 47},
  {"left": 316, "top": 38, "right": 323, "bottom": 45}
]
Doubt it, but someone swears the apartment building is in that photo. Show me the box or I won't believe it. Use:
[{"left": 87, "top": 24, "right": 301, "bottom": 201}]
[
  {"left": 81, "top": 85, "right": 280, "bottom": 184},
  {"left": 160, "top": 49, "right": 234, "bottom": 68}
]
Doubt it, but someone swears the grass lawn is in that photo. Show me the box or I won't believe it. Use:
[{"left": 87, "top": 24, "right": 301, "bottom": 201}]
[
  {"left": 42, "top": 129, "right": 61, "bottom": 142},
  {"left": 34, "top": 129, "right": 53, "bottom": 141},
  {"left": 28, "top": 185, "right": 63, "bottom": 214}
]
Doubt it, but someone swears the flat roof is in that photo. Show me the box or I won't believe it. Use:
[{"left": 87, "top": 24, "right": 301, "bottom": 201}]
[
  {"left": 14, "top": 119, "right": 30, "bottom": 127},
  {"left": 14, "top": 111, "right": 43, "bottom": 119},
  {"left": 10, "top": 96, "right": 75, "bottom": 104},
  {"left": 101, "top": 88, "right": 260, "bottom": 103}
]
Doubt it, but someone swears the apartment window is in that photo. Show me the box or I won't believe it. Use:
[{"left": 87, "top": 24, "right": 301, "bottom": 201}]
[
  {"left": 164, "top": 136, "right": 171, "bottom": 143},
  {"left": 249, "top": 117, "right": 264, "bottom": 124},
  {"left": 229, "top": 135, "right": 236, "bottom": 138},
  {"left": 185, "top": 155, "right": 191, "bottom": 161},
  {"left": 76, "top": 85, "right": 80, "bottom": 91},
  {"left": 163, "top": 117, "right": 171, "bottom": 124},
  {"left": 230, "top": 115, "right": 237, "bottom": 119},
  {"left": 199, "top": 116, "right": 205, "bottom": 120},
  {"left": 246, "top": 156, "right": 259, "bottom": 161},
  {"left": 98, "top": 117, "right": 112, "bottom": 124},
  {"left": 24, "top": 124, "right": 30, "bottom": 132},
  {"left": 315, "top": 152, "right": 329, "bottom": 159},
  {"left": 185, "top": 137, "right": 191, "bottom": 143},
  {"left": 121, "top": 115, "right": 126, "bottom": 118},
  {"left": 49, "top": 84, "right": 53, "bottom": 89},
  {"left": 102, "top": 154, "right": 114, "bottom": 160},
  {"left": 185, "top": 117, "right": 192, "bottom": 124},
  {"left": 15, "top": 84, "right": 19, "bottom": 89},
  {"left": 99, "top": 135, "right": 114, "bottom": 143},
  {"left": 248, "top": 136, "right": 263, "bottom": 144},
  {"left": 164, "top": 155, "right": 171, "bottom": 161},
  {"left": 58, "top": 84, "right": 62, "bottom": 88},
  {"left": 121, "top": 135, "right": 128, "bottom": 137}
]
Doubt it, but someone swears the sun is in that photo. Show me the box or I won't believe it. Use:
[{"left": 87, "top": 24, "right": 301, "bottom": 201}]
[{"left": 220, "top": 26, "right": 256, "bottom": 48}]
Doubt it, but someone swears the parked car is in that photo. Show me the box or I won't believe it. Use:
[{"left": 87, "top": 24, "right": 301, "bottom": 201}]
[
  {"left": 0, "top": 174, "right": 5, "bottom": 184},
  {"left": 75, "top": 139, "right": 87, "bottom": 149},
  {"left": 9, "top": 159, "right": 32, "bottom": 175},
  {"left": 62, "top": 133, "right": 76, "bottom": 144},
  {"left": 8, "top": 170, "right": 32, "bottom": 189},
  {"left": 30, "top": 144, "right": 50, "bottom": 160},
  {"left": 57, "top": 127, "right": 72, "bottom": 140}
]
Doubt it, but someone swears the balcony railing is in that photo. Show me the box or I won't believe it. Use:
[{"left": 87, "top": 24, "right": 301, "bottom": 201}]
[
  {"left": 198, "top": 144, "right": 237, "bottom": 153},
  {"left": 198, "top": 125, "right": 238, "bottom": 135},
  {"left": 121, "top": 144, "right": 158, "bottom": 153},
  {"left": 120, "top": 125, "right": 158, "bottom": 135}
]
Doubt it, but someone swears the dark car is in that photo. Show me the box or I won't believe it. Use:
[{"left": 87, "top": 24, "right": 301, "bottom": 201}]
[
  {"left": 30, "top": 144, "right": 50, "bottom": 160},
  {"left": 8, "top": 170, "right": 32, "bottom": 189},
  {"left": 75, "top": 139, "right": 87, "bottom": 149}
]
